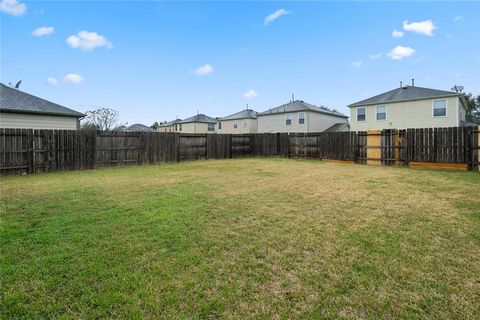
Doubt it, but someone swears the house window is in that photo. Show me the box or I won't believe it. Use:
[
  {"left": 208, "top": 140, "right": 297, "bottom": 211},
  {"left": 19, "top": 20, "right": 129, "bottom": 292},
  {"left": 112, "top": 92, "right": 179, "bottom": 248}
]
[
  {"left": 218, "top": 122, "right": 222, "bottom": 129},
  {"left": 233, "top": 121, "right": 238, "bottom": 129},
  {"left": 357, "top": 107, "right": 366, "bottom": 122},
  {"left": 433, "top": 99, "right": 447, "bottom": 117},
  {"left": 299, "top": 112, "right": 305, "bottom": 124},
  {"left": 243, "top": 120, "right": 248, "bottom": 128},
  {"left": 208, "top": 123, "right": 215, "bottom": 131},
  {"left": 175, "top": 124, "right": 178, "bottom": 131},
  {"left": 179, "top": 124, "right": 182, "bottom": 132},
  {"left": 286, "top": 113, "right": 292, "bottom": 125},
  {"left": 376, "top": 105, "right": 386, "bottom": 121}
]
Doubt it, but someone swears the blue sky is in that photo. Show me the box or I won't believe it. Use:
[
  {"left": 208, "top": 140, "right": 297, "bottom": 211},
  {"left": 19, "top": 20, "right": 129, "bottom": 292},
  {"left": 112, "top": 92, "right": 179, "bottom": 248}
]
[{"left": 1, "top": 1, "right": 479, "bottom": 125}]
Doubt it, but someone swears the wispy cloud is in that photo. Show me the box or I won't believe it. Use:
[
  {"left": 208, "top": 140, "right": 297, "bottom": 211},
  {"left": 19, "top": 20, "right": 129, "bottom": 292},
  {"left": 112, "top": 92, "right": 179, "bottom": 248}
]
[
  {"left": 47, "top": 77, "right": 58, "bottom": 85},
  {"left": 67, "top": 31, "right": 112, "bottom": 51},
  {"left": 243, "top": 89, "right": 258, "bottom": 98},
  {"left": 32, "top": 26, "right": 54, "bottom": 37},
  {"left": 392, "top": 30, "right": 404, "bottom": 38},
  {"left": 0, "top": 0, "right": 27, "bottom": 16},
  {"left": 264, "top": 8, "right": 290, "bottom": 25},
  {"left": 352, "top": 60, "right": 363, "bottom": 68},
  {"left": 369, "top": 52, "right": 383, "bottom": 60},
  {"left": 387, "top": 45, "right": 415, "bottom": 60},
  {"left": 453, "top": 15, "right": 463, "bottom": 22},
  {"left": 403, "top": 20, "right": 436, "bottom": 36},
  {"left": 63, "top": 73, "right": 85, "bottom": 84},
  {"left": 193, "top": 64, "right": 214, "bottom": 76}
]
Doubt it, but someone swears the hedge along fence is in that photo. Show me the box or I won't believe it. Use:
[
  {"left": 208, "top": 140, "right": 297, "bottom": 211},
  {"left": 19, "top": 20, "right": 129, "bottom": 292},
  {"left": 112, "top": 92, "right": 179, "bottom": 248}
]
[{"left": 0, "top": 126, "right": 479, "bottom": 175}]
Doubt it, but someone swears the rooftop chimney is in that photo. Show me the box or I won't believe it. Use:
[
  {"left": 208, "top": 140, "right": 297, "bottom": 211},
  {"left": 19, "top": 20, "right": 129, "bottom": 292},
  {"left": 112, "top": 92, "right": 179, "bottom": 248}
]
[
  {"left": 400, "top": 81, "right": 403, "bottom": 88},
  {"left": 411, "top": 78, "right": 415, "bottom": 86}
]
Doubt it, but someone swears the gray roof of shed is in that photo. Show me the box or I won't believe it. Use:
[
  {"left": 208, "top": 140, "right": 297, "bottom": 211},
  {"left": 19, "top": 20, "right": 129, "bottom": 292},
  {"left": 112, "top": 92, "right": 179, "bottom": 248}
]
[
  {"left": 324, "top": 122, "right": 350, "bottom": 132},
  {"left": 0, "top": 83, "right": 85, "bottom": 117},
  {"left": 178, "top": 114, "right": 217, "bottom": 124},
  {"left": 258, "top": 100, "right": 347, "bottom": 118},
  {"left": 348, "top": 86, "right": 460, "bottom": 107},
  {"left": 219, "top": 109, "right": 258, "bottom": 121}
]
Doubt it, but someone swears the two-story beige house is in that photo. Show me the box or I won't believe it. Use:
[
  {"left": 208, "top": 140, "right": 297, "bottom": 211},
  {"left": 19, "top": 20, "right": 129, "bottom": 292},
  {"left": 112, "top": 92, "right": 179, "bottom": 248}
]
[
  {"left": 178, "top": 114, "right": 217, "bottom": 133},
  {"left": 348, "top": 85, "right": 468, "bottom": 131},
  {"left": 217, "top": 109, "right": 258, "bottom": 134},
  {"left": 257, "top": 100, "right": 349, "bottom": 133},
  {"left": 157, "top": 119, "right": 182, "bottom": 133}
]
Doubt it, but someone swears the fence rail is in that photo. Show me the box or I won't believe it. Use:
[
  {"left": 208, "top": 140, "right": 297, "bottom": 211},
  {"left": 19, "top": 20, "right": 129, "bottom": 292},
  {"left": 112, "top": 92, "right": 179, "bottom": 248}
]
[{"left": 0, "top": 126, "right": 478, "bottom": 175}]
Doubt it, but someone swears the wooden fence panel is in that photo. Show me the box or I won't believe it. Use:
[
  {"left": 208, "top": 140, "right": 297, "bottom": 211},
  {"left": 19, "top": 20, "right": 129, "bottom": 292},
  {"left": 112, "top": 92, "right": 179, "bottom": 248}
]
[{"left": 179, "top": 134, "right": 207, "bottom": 161}]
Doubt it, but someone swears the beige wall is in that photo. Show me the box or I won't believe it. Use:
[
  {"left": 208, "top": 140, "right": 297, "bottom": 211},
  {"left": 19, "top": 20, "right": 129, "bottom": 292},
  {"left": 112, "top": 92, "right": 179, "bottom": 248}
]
[
  {"left": 180, "top": 122, "right": 216, "bottom": 133},
  {"left": 349, "top": 96, "right": 464, "bottom": 131},
  {"left": 0, "top": 112, "right": 79, "bottom": 130},
  {"left": 217, "top": 118, "right": 257, "bottom": 134},
  {"left": 257, "top": 111, "right": 348, "bottom": 133}
]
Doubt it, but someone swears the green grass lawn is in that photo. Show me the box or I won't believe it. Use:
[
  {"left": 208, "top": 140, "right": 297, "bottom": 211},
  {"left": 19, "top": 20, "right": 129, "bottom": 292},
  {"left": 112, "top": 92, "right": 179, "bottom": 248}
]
[{"left": 1, "top": 158, "right": 479, "bottom": 319}]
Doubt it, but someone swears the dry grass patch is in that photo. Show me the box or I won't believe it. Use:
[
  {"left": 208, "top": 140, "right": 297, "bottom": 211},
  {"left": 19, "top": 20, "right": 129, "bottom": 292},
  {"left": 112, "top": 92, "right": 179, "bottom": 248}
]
[{"left": 1, "top": 158, "right": 479, "bottom": 319}]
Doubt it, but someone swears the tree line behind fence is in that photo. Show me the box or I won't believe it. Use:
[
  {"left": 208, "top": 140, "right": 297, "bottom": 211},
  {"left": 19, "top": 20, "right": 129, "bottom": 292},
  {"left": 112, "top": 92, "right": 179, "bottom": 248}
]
[{"left": 0, "top": 126, "right": 478, "bottom": 175}]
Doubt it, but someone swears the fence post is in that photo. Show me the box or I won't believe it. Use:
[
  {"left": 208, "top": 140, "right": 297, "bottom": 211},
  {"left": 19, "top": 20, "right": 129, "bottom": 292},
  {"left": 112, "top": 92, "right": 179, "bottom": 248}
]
[
  {"left": 366, "top": 130, "right": 381, "bottom": 166},
  {"left": 393, "top": 129, "right": 400, "bottom": 166}
]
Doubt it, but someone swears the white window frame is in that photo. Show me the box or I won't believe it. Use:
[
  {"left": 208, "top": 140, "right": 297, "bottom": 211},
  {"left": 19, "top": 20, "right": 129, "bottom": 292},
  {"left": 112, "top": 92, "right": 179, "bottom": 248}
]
[
  {"left": 298, "top": 112, "right": 305, "bottom": 125},
  {"left": 432, "top": 99, "right": 448, "bottom": 118},
  {"left": 356, "top": 107, "right": 366, "bottom": 122},
  {"left": 285, "top": 113, "right": 292, "bottom": 125},
  {"left": 243, "top": 119, "right": 248, "bottom": 128},
  {"left": 376, "top": 105, "right": 387, "bottom": 121},
  {"left": 233, "top": 121, "right": 238, "bottom": 129},
  {"left": 208, "top": 123, "right": 215, "bottom": 131}
]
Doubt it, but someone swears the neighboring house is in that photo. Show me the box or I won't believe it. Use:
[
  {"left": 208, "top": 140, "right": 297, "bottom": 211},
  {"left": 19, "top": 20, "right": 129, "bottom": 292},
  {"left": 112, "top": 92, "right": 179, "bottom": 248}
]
[
  {"left": 178, "top": 114, "right": 217, "bottom": 133},
  {"left": 257, "top": 100, "right": 349, "bottom": 133},
  {"left": 348, "top": 84, "right": 469, "bottom": 131},
  {"left": 217, "top": 109, "right": 258, "bottom": 134},
  {"left": 0, "top": 83, "right": 85, "bottom": 130},
  {"left": 157, "top": 119, "right": 182, "bottom": 133},
  {"left": 113, "top": 123, "right": 154, "bottom": 132}
]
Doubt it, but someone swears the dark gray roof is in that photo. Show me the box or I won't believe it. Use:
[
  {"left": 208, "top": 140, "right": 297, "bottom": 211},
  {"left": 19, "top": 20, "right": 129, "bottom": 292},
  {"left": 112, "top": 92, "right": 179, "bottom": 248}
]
[
  {"left": 348, "top": 86, "right": 460, "bottom": 107},
  {"left": 125, "top": 124, "right": 155, "bottom": 132},
  {"left": 0, "top": 83, "right": 85, "bottom": 117},
  {"left": 178, "top": 114, "right": 217, "bottom": 124},
  {"left": 219, "top": 109, "right": 257, "bottom": 121},
  {"left": 324, "top": 122, "right": 350, "bottom": 132},
  {"left": 258, "top": 100, "right": 347, "bottom": 118},
  {"left": 159, "top": 118, "right": 182, "bottom": 127}
]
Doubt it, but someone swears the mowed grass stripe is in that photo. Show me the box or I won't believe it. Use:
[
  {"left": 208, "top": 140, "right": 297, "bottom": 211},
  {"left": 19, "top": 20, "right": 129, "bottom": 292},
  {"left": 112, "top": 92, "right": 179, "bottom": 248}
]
[{"left": 1, "top": 158, "right": 479, "bottom": 319}]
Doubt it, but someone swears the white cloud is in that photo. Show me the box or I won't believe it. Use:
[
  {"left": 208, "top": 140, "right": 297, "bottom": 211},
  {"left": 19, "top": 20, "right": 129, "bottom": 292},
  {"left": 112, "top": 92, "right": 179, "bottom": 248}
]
[
  {"left": 387, "top": 45, "right": 415, "bottom": 60},
  {"left": 352, "top": 60, "right": 363, "bottom": 68},
  {"left": 63, "top": 73, "right": 85, "bottom": 84},
  {"left": 32, "top": 26, "right": 54, "bottom": 37},
  {"left": 453, "top": 15, "right": 463, "bottom": 22},
  {"left": 264, "top": 8, "right": 290, "bottom": 25},
  {"left": 243, "top": 89, "right": 258, "bottom": 98},
  {"left": 193, "top": 64, "right": 214, "bottom": 76},
  {"left": 0, "top": 0, "right": 27, "bottom": 16},
  {"left": 66, "top": 31, "right": 112, "bottom": 51},
  {"left": 392, "top": 30, "right": 404, "bottom": 38},
  {"left": 369, "top": 52, "right": 383, "bottom": 59},
  {"left": 403, "top": 20, "right": 436, "bottom": 36},
  {"left": 47, "top": 77, "right": 58, "bottom": 85}
]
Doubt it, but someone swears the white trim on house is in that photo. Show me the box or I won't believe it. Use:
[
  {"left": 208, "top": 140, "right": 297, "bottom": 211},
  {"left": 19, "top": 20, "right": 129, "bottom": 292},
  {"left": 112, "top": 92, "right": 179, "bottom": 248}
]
[
  {"left": 432, "top": 99, "right": 448, "bottom": 118},
  {"left": 376, "top": 105, "right": 387, "bottom": 121}
]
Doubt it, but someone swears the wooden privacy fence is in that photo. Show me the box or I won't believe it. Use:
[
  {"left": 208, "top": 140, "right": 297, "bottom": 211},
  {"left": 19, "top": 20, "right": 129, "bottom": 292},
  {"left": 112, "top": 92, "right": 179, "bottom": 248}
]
[{"left": 0, "top": 126, "right": 479, "bottom": 175}]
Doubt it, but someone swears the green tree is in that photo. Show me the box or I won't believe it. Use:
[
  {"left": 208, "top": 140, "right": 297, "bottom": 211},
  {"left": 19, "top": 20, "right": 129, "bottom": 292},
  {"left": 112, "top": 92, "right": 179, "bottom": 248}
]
[
  {"left": 151, "top": 121, "right": 160, "bottom": 129},
  {"left": 463, "top": 93, "right": 480, "bottom": 123}
]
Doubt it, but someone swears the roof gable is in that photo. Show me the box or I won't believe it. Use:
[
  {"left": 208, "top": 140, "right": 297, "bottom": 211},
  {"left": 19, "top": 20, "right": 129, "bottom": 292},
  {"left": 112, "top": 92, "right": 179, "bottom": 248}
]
[
  {"left": 258, "top": 100, "right": 347, "bottom": 118},
  {"left": 348, "top": 86, "right": 460, "bottom": 107},
  {"left": 219, "top": 109, "right": 257, "bottom": 121},
  {"left": 0, "top": 83, "right": 85, "bottom": 117},
  {"left": 179, "top": 114, "right": 216, "bottom": 124}
]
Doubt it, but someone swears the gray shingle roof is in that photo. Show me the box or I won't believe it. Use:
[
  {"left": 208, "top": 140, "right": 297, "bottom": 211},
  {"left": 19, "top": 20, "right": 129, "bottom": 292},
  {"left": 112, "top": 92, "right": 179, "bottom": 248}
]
[
  {"left": 0, "top": 83, "right": 85, "bottom": 117},
  {"left": 159, "top": 118, "right": 182, "bottom": 127},
  {"left": 219, "top": 109, "right": 257, "bottom": 121},
  {"left": 258, "top": 100, "right": 348, "bottom": 118},
  {"left": 178, "top": 114, "right": 217, "bottom": 124},
  {"left": 125, "top": 124, "right": 155, "bottom": 132},
  {"left": 348, "top": 86, "right": 460, "bottom": 107},
  {"left": 324, "top": 122, "right": 350, "bottom": 132}
]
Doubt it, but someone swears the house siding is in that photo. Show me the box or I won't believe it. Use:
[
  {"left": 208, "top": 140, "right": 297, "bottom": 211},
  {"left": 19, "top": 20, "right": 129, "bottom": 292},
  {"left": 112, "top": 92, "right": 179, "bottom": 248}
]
[
  {"left": 257, "top": 111, "right": 347, "bottom": 133},
  {"left": 349, "top": 96, "right": 462, "bottom": 131},
  {"left": 180, "top": 122, "right": 216, "bottom": 133},
  {"left": 217, "top": 118, "right": 257, "bottom": 134},
  {"left": 0, "top": 112, "right": 79, "bottom": 130}
]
